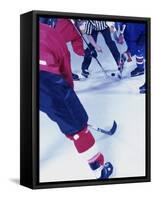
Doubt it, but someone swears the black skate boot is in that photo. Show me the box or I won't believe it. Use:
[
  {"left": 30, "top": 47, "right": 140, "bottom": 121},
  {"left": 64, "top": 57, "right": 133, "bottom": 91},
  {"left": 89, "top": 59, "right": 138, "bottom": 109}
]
[
  {"left": 72, "top": 73, "right": 80, "bottom": 81},
  {"left": 131, "top": 67, "right": 144, "bottom": 77},
  {"left": 81, "top": 69, "right": 90, "bottom": 78},
  {"left": 98, "top": 162, "right": 113, "bottom": 180},
  {"left": 139, "top": 83, "right": 146, "bottom": 94}
]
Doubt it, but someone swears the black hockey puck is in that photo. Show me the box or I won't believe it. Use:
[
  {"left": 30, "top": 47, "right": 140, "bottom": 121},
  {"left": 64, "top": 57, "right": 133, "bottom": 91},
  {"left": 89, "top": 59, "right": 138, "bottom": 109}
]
[{"left": 111, "top": 73, "right": 115, "bottom": 76}]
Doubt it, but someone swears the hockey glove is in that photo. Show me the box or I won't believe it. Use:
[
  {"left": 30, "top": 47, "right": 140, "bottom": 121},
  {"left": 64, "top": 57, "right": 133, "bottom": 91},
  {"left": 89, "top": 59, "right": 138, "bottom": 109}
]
[{"left": 85, "top": 48, "right": 97, "bottom": 58}]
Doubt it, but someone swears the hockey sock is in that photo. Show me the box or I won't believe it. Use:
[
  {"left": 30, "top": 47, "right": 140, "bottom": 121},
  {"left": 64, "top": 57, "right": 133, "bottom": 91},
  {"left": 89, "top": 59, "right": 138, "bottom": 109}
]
[
  {"left": 136, "top": 50, "right": 144, "bottom": 70},
  {"left": 88, "top": 152, "right": 104, "bottom": 178},
  {"left": 66, "top": 127, "right": 105, "bottom": 178}
]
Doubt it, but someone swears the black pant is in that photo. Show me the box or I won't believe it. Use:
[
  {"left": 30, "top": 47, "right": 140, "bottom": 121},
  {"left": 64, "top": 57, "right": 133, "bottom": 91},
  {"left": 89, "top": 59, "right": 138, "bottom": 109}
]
[{"left": 82, "top": 27, "right": 120, "bottom": 71}]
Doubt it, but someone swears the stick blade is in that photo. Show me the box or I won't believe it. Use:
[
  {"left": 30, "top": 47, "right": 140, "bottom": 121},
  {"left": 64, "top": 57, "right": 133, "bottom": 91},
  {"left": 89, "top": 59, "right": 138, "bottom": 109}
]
[
  {"left": 99, "top": 120, "right": 117, "bottom": 135},
  {"left": 108, "top": 120, "right": 117, "bottom": 135}
]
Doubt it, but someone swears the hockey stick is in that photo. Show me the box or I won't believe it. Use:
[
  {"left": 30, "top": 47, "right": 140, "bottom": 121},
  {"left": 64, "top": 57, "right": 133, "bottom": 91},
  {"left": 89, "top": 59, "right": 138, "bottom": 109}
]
[
  {"left": 73, "top": 21, "right": 120, "bottom": 79},
  {"left": 88, "top": 120, "right": 117, "bottom": 135}
]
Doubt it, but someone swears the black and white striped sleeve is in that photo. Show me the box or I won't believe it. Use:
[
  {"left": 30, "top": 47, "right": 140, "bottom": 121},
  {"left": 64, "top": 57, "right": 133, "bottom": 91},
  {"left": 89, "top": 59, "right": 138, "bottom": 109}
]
[{"left": 85, "top": 21, "right": 93, "bottom": 35}]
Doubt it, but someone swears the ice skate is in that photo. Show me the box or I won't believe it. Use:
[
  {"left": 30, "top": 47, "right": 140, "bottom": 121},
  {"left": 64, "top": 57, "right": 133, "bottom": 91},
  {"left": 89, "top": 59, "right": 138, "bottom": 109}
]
[
  {"left": 81, "top": 69, "right": 90, "bottom": 78},
  {"left": 98, "top": 162, "right": 113, "bottom": 180},
  {"left": 131, "top": 67, "right": 144, "bottom": 77}
]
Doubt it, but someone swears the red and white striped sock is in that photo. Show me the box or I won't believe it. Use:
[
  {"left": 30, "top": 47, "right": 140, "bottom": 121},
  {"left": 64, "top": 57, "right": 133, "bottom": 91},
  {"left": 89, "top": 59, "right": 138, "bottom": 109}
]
[{"left": 67, "top": 126, "right": 105, "bottom": 178}]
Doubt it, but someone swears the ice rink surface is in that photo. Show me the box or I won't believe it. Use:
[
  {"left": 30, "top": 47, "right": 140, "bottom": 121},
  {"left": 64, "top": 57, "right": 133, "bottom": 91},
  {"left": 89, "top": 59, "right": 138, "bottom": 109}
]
[{"left": 39, "top": 32, "right": 146, "bottom": 182}]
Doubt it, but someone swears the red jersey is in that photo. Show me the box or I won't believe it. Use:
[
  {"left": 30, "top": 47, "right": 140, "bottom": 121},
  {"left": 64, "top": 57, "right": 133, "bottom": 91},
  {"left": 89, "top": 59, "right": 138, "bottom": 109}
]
[
  {"left": 39, "top": 20, "right": 84, "bottom": 87},
  {"left": 55, "top": 19, "right": 84, "bottom": 56},
  {"left": 40, "top": 23, "right": 74, "bottom": 87}
]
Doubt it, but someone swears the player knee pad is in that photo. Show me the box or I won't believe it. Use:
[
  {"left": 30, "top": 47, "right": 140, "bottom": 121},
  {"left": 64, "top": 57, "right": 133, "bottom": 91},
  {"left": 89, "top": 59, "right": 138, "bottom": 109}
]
[{"left": 66, "top": 126, "right": 95, "bottom": 153}]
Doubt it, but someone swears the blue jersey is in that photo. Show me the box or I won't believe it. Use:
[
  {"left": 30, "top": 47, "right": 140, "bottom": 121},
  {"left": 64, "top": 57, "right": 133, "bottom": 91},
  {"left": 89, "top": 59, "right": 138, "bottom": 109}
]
[
  {"left": 123, "top": 23, "right": 145, "bottom": 44},
  {"left": 115, "top": 22, "right": 145, "bottom": 42},
  {"left": 115, "top": 22, "right": 146, "bottom": 56},
  {"left": 39, "top": 17, "right": 57, "bottom": 27}
]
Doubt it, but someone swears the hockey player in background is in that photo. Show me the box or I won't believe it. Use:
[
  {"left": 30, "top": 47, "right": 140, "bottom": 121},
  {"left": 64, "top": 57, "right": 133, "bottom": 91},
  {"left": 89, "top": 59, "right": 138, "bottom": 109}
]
[
  {"left": 115, "top": 22, "right": 146, "bottom": 93},
  {"left": 39, "top": 21, "right": 114, "bottom": 180},
  {"left": 76, "top": 20, "right": 123, "bottom": 78},
  {"left": 115, "top": 22, "right": 145, "bottom": 77}
]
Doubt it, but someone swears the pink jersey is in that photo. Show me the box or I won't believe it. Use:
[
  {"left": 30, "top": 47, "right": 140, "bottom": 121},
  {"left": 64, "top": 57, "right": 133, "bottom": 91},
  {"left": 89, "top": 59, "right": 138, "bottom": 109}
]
[
  {"left": 39, "top": 20, "right": 84, "bottom": 87},
  {"left": 40, "top": 23, "right": 74, "bottom": 87},
  {"left": 55, "top": 19, "right": 85, "bottom": 56}
]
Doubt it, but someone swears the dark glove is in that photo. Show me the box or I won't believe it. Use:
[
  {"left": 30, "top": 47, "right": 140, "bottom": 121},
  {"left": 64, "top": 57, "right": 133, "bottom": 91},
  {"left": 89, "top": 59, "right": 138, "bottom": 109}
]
[
  {"left": 90, "top": 49, "right": 97, "bottom": 58},
  {"left": 72, "top": 73, "right": 80, "bottom": 81},
  {"left": 85, "top": 47, "right": 97, "bottom": 58}
]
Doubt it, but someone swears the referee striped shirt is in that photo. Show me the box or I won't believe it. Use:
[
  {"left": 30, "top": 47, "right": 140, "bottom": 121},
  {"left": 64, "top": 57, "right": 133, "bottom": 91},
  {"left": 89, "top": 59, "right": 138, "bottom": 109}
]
[{"left": 85, "top": 20, "right": 108, "bottom": 35}]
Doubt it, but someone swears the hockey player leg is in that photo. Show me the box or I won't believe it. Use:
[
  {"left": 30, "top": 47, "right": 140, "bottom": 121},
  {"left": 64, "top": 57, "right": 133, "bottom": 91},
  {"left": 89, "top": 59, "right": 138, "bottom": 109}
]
[
  {"left": 81, "top": 48, "right": 92, "bottom": 78},
  {"left": 127, "top": 41, "right": 145, "bottom": 77},
  {"left": 102, "top": 28, "right": 122, "bottom": 74},
  {"left": 131, "top": 48, "right": 144, "bottom": 77},
  {"left": 66, "top": 127, "right": 113, "bottom": 180}
]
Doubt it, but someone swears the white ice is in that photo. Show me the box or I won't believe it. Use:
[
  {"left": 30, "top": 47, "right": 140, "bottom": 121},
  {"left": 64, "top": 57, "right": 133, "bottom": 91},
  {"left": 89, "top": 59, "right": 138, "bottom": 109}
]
[{"left": 39, "top": 32, "right": 145, "bottom": 182}]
